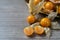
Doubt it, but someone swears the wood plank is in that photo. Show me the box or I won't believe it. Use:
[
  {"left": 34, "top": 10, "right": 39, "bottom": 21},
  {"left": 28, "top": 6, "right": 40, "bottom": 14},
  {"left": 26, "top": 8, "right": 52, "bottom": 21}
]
[{"left": 0, "top": 0, "right": 60, "bottom": 40}]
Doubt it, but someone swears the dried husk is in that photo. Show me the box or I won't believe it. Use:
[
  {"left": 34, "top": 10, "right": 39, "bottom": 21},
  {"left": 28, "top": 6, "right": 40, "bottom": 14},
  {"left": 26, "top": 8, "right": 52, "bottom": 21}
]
[{"left": 51, "top": 21, "right": 60, "bottom": 29}]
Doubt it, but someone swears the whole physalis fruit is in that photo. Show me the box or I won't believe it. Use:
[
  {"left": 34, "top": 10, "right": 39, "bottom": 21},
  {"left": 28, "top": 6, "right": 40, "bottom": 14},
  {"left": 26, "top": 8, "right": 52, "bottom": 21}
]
[
  {"left": 27, "top": 15, "right": 36, "bottom": 24},
  {"left": 33, "top": 0, "right": 42, "bottom": 6},
  {"left": 34, "top": 26, "right": 44, "bottom": 35},
  {"left": 44, "top": 2, "right": 54, "bottom": 10},
  {"left": 40, "top": 18, "right": 51, "bottom": 27},
  {"left": 24, "top": 27, "right": 34, "bottom": 36}
]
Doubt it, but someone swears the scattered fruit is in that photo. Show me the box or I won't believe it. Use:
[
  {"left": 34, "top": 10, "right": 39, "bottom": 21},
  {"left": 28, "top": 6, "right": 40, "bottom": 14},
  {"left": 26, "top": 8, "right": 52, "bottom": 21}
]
[
  {"left": 40, "top": 18, "right": 51, "bottom": 27},
  {"left": 27, "top": 15, "right": 36, "bottom": 24},
  {"left": 25, "top": 0, "right": 60, "bottom": 37},
  {"left": 34, "top": 26, "right": 44, "bottom": 35},
  {"left": 24, "top": 27, "right": 34, "bottom": 36}
]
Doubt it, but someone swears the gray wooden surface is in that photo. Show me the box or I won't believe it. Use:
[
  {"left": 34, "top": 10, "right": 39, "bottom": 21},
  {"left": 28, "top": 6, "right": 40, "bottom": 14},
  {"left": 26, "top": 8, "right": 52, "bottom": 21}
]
[{"left": 0, "top": 0, "right": 60, "bottom": 40}]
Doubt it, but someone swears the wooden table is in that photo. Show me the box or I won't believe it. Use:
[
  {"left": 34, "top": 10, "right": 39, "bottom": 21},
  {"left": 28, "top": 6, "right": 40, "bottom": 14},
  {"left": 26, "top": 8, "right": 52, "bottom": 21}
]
[{"left": 0, "top": 0, "right": 60, "bottom": 40}]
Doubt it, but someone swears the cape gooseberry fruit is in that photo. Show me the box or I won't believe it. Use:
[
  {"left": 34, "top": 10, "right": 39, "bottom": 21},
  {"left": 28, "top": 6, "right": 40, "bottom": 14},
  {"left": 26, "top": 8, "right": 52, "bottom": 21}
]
[
  {"left": 34, "top": 26, "right": 44, "bottom": 35},
  {"left": 27, "top": 15, "right": 36, "bottom": 24},
  {"left": 24, "top": 27, "right": 34, "bottom": 36},
  {"left": 44, "top": 2, "right": 54, "bottom": 10},
  {"left": 40, "top": 18, "right": 51, "bottom": 27}
]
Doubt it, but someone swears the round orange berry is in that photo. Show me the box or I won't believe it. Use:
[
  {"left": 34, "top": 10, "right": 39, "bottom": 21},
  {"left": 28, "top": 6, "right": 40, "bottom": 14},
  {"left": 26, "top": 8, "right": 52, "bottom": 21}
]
[
  {"left": 34, "top": 26, "right": 44, "bottom": 35},
  {"left": 24, "top": 27, "right": 34, "bottom": 36},
  {"left": 33, "top": 0, "right": 42, "bottom": 6},
  {"left": 27, "top": 15, "right": 36, "bottom": 24},
  {"left": 44, "top": 2, "right": 54, "bottom": 10},
  {"left": 40, "top": 18, "right": 51, "bottom": 27}
]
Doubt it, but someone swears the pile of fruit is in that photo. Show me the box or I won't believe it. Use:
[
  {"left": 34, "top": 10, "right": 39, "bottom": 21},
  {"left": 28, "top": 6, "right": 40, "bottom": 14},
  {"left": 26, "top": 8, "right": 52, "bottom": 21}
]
[{"left": 24, "top": 0, "right": 60, "bottom": 37}]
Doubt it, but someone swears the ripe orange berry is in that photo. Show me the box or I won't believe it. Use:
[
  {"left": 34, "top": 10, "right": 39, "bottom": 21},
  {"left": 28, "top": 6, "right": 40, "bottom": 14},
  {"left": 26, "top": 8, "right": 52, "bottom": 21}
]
[
  {"left": 33, "top": 0, "right": 42, "bottom": 6},
  {"left": 34, "top": 26, "right": 44, "bottom": 35},
  {"left": 40, "top": 18, "right": 51, "bottom": 27},
  {"left": 27, "top": 15, "right": 36, "bottom": 24},
  {"left": 44, "top": 2, "right": 54, "bottom": 10},
  {"left": 24, "top": 27, "right": 34, "bottom": 36}
]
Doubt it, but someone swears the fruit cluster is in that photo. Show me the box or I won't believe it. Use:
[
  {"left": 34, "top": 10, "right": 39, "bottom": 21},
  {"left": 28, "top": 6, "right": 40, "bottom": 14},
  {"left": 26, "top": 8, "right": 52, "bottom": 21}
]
[
  {"left": 24, "top": 25, "right": 44, "bottom": 36},
  {"left": 24, "top": 0, "right": 60, "bottom": 37},
  {"left": 24, "top": 15, "right": 51, "bottom": 36}
]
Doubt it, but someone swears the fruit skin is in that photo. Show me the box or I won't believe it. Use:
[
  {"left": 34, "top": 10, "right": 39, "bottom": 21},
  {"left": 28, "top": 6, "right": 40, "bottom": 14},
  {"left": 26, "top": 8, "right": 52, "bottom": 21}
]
[
  {"left": 57, "top": 6, "right": 60, "bottom": 14},
  {"left": 44, "top": 2, "right": 54, "bottom": 10},
  {"left": 24, "top": 27, "right": 34, "bottom": 36},
  {"left": 33, "top": 0, "right": 42, "bottom": 6},
  {"left": 40, "top": 18, "right": 51, "bottom": 27},
  {"left": 27, "top": 15, "right": 36, "bottom": 24},
  {"left": 34, "top": 26, "right": 44, "bottom": 35},
  {"left": 58, "top": 7, "right": 60, "bottom": 14}
]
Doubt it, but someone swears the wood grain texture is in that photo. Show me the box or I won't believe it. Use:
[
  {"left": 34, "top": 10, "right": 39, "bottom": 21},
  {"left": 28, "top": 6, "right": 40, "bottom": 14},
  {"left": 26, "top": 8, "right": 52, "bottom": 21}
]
[{"left": 0, "top": 0, "right": 60, "bottom": 40}]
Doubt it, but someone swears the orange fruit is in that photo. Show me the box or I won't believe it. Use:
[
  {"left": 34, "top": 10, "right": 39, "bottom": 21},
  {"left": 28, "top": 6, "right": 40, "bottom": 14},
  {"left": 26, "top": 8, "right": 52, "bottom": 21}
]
[
  {"left": 24, "top": 27, "right": 34, "bottom": 36},
  {"left": 34, "top": 26, "right": 44, "bottom": 35},
  {"left": 40, "top": 18, "right": 51, "bottom": 27},
  {"left": 44, "top": 2, "right": 54, "bottom": 10},
  {"left": 27, "top": 15, "right": 36, "bottom": 24},
  {"left": 33, "top": 0, "right": 42, "bottom": 6}
]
